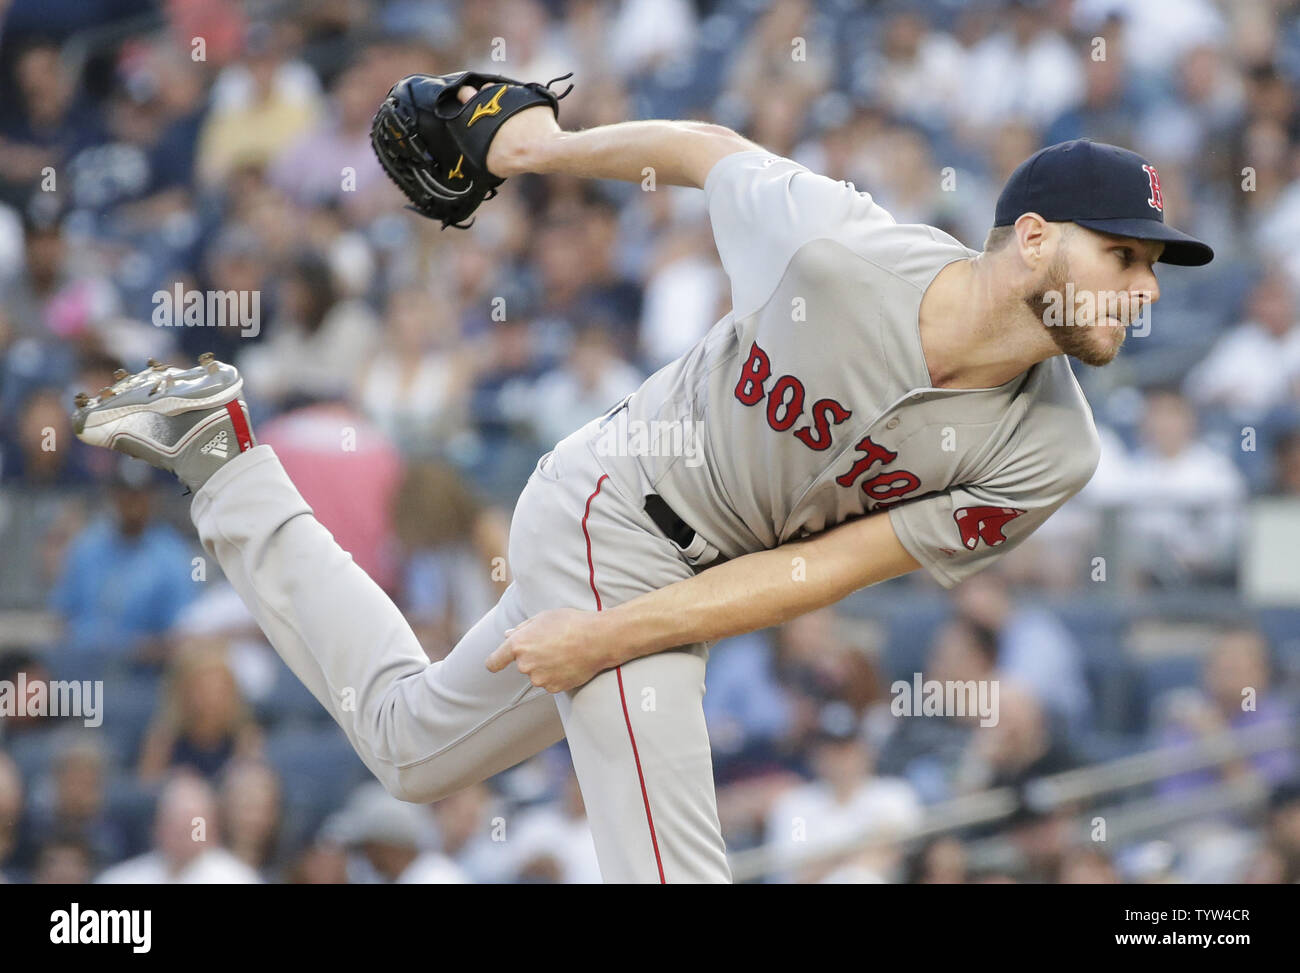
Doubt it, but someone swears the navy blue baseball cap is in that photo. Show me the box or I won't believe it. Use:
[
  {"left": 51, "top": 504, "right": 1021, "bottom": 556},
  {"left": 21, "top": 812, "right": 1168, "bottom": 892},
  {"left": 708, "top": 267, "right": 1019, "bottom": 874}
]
[{"left": 994, "top": 139, "right": 1213, "bottom": 266}]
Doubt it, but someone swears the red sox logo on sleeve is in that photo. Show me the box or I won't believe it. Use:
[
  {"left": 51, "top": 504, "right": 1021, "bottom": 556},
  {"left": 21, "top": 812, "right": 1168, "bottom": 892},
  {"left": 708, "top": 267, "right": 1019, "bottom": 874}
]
[
  {"left": 1142, "top": 164, "right": 1164, "bottom": 212},
  {"left": 953, "top": 505, "right": 1026, "bottom": 551}
]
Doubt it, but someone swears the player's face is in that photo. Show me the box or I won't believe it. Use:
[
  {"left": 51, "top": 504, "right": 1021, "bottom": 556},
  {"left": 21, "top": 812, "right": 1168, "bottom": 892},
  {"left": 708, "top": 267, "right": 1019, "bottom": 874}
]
[{"left": 1026, "top": 228, "right": 1163, "bottom": 367}]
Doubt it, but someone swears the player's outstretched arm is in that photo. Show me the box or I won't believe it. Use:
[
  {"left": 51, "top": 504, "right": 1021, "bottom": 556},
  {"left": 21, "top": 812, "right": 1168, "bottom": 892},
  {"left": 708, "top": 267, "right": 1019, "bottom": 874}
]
[
  {"left": 477, "top": 87, "right": 761, "bottom": 189},
  {"left": 486, "top": 511, "right": 922, "bottom": 693}
]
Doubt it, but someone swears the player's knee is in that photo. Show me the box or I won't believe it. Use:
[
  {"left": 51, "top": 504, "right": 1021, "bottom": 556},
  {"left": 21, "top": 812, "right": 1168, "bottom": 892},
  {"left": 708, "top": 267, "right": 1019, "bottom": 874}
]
[
  {"left": 365, "top": 732, "right": 451, "bottom": 803},
  {"left": 379, "top": 766, "right": 448, "bottom": 805},
  {"left": 383, "top": 777, "right": 431, "bottom": 804}
]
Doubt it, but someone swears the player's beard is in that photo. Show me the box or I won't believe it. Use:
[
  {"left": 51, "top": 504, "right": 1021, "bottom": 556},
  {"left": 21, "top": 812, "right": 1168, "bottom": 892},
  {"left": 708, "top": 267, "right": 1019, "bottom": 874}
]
[{"left": 1025, "top": 253, "right": 1125, "bottom": 367}]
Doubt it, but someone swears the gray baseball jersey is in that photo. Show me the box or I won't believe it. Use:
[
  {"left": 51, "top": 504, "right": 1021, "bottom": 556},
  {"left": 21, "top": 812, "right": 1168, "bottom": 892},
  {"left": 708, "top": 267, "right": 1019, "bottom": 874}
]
[{"left": 596, "top": 150, "right": 1101, "bottom": 588}]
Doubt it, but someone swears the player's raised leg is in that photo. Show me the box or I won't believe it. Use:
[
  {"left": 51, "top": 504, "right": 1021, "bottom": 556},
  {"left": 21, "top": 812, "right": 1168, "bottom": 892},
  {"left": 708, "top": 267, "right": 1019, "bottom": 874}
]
[{"left": 72, "top": 357, "right": 565, "bottom": 802}]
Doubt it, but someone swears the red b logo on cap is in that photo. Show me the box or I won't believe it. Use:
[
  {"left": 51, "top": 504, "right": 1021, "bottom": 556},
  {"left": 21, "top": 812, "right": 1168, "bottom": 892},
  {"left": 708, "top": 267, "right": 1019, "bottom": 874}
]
[{"left": 1142, "top": 164, "right": 1164, "bottom": 212}]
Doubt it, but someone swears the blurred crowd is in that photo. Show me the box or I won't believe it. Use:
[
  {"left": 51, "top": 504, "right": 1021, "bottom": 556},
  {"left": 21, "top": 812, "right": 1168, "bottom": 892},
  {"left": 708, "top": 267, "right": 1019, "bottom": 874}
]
[{"left": 1, "top": 0, "right": 1299, "bottom": 883}]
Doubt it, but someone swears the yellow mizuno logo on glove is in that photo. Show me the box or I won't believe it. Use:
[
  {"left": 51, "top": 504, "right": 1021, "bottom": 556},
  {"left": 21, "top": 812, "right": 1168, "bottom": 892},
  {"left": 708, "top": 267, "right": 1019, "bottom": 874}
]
[{"left": 467, "top": 85, "right": 508, "bottom": 127}]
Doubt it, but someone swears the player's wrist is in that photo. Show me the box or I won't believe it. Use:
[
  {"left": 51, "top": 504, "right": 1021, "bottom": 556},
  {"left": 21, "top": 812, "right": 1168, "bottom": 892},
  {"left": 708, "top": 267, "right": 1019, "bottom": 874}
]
[
  {"left": 489, "top": 115, "right": 564, "bottom": 178},
  {"left": 592, "top": 604, "right": 658, "bottom": 668},
  {"left": 501, "top": 128, "right": 564, "bottom": 178}
]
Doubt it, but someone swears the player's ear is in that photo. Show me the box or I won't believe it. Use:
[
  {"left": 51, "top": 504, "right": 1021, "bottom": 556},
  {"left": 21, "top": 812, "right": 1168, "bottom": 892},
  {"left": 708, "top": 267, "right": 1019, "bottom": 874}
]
[{"left": 1013, "top": 213, "right": 1049, "bottom": 267}]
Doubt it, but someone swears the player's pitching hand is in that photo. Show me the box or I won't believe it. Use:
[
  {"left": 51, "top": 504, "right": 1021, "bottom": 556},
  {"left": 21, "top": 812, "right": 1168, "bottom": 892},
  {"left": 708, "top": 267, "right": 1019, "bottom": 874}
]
[{"left": 486, "top": 608, "right": 609, "bottom": 693}]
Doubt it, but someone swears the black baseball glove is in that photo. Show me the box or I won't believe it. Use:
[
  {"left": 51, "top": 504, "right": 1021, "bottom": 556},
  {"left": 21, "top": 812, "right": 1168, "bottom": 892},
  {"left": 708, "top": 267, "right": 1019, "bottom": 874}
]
[{"left": 370, "top": 71, "right": 574, "bottom": 229}]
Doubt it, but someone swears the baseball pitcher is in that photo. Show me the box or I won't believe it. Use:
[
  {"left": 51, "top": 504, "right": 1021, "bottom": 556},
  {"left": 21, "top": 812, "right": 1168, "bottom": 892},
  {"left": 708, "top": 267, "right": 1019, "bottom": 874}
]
[{"left": 73, "top": 73, "right": 1213, "bottom": 883}]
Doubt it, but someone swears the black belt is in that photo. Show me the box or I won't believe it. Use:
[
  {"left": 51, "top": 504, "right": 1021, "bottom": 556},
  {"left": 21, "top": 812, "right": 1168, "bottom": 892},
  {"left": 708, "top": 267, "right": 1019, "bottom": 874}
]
[
  {"left": 597, "top": 396, "right": 727, "bottom": 569},
  {"left": 644, "top": 494, "right": 727, "bottom": 570}
]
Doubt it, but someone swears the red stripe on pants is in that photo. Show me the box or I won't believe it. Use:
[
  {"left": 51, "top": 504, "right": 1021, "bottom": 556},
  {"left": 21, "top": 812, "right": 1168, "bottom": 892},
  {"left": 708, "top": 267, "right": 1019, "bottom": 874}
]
[{"left": 581, "top": 474, "right": 666, "bottom": 884}]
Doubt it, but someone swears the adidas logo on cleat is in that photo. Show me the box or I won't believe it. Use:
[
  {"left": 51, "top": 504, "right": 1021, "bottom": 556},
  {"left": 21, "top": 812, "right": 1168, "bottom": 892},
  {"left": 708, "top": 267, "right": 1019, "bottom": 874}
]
[{"left": 200, "top": 430, "right": 230, "bottom": 458}]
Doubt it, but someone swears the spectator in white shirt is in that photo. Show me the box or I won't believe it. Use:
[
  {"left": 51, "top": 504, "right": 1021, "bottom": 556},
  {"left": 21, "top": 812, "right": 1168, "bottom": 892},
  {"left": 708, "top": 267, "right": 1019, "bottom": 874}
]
[
  {"left": 1122, "top": 389, "right": 1247, "bottom": 585},
  {"left": 1183, "top": 266, "right": 1300, "bottom": 420},
  {"left": 637, "top": 219, "right": 726, "bottom": 370},
  {"left": 959, "top": 2, "right": 1085, "bottom": 131},
  {"left": 608, "top": 0, "right": 697, "bottom": 80},
  {"left": 97, "top": 772, "right": 260, "bottom": 884},
  {"left": 868, "top": 11, "right": 968, "bottom": 131},
  {"left": 765, "top": 703, "right": 922, "bottom": 884}
]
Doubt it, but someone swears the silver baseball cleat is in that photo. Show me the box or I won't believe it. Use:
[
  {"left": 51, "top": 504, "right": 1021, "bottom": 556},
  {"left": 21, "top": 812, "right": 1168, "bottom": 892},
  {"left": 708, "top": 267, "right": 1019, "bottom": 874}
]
[{"left": 72, "top": 355, "right": 256, "bottom": 491}]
